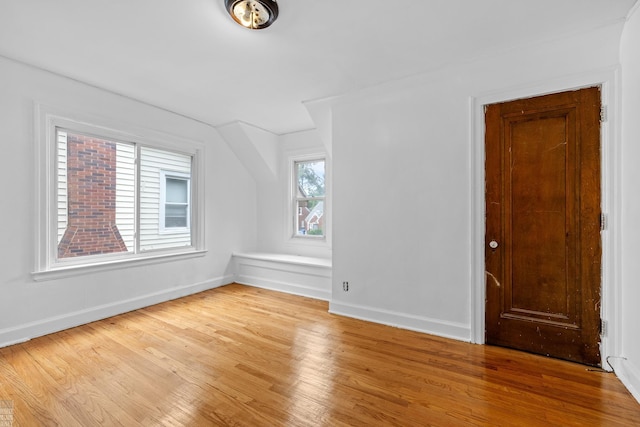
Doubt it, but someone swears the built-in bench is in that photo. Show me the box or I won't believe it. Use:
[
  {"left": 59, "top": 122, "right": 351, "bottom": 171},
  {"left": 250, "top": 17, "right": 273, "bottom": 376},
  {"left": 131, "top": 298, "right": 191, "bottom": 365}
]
[{"left": 232, "top": 252, "right": 332, "bottom": 301}]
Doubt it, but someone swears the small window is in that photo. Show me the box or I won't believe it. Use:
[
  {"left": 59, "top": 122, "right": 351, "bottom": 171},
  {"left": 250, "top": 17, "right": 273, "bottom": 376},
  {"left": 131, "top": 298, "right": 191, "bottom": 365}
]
[
  {"left": 160, "top": 171, "right": 190, "bottom": 232},
  {"left": 294, "top": 159, "right": 325, "bottom": 237}
]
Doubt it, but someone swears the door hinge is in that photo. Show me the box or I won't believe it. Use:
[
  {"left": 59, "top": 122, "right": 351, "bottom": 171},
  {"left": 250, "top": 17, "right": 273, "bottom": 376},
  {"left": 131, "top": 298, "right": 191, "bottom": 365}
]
[
  {"left": 600, "top": 105, "right": 608, "bottom": 123},
  {"left": 600, "top": 319, "right": 608, "bottom": 337},
  {"left": 600, "top": 213, "right": 607, "bottom": 231}
]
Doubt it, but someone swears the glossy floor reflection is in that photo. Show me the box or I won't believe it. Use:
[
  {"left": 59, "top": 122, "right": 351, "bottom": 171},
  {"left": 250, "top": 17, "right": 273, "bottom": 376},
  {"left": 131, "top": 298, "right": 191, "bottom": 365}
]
[{"left": 1, "top": 284, "right": 639, "bottom": 426}]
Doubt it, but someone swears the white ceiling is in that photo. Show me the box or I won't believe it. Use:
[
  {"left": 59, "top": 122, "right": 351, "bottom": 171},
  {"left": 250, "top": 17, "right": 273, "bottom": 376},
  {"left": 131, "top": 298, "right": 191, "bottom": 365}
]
[{"left": 0, "top": 0, "right": 636, "bottom": 135}]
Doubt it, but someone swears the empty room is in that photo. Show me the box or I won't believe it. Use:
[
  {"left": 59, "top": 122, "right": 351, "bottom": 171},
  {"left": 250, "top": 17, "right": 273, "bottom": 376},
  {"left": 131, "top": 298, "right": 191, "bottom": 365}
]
[{"left": 1, "top": 0, "right": 640, "bottom": 425}]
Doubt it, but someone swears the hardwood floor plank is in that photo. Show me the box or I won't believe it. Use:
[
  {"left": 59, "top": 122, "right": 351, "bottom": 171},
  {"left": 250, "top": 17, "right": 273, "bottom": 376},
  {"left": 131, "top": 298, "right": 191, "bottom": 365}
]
[{"left": 1, "top": 283, "right": 638, "bottom": 426}]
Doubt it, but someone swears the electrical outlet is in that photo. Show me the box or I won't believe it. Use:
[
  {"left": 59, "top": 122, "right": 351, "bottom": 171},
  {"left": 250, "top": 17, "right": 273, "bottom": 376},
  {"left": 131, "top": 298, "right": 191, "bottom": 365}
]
[{"left": 342, "top": 281, "right": 349, "bottom": 291}]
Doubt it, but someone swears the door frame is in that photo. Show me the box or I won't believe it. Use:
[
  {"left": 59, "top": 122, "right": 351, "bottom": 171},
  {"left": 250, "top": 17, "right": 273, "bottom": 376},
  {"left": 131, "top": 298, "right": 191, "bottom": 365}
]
[{"left": 469, "top": 68, "right": 621, "bottom": 368}]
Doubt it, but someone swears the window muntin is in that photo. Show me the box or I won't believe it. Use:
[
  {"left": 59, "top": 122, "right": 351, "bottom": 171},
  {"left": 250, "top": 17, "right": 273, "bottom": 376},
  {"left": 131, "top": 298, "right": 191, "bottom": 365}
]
[{"left": 294, "top": 159, "right": 325, "bottom": 237}]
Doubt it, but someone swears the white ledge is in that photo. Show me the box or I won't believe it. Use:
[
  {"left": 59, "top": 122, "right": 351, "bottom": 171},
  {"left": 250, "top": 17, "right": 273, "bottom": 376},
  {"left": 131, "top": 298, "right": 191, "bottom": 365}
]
[
  {"left": 232, "top": 252, "right": 332, "bottom": 269},
  {"left": 32, "top": 249, "right": 208, "bottom": 282}
]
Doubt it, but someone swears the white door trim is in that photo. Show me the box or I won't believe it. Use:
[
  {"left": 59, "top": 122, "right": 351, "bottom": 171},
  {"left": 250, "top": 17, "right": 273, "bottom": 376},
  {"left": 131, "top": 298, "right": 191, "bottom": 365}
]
[{"left": 469, "top": 67, "right": 622, "bottom": 368}]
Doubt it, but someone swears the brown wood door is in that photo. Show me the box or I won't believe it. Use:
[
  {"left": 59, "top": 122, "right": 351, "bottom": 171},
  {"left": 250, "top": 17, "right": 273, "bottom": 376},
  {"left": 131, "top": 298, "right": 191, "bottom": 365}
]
[{"left": 485, "top": 87, "right": 602, "bottom": 366}]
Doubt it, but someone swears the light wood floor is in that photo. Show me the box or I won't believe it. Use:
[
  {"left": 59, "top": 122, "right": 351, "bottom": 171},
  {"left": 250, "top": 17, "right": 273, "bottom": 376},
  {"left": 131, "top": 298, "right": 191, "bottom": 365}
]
[{"left": 1, "top": 284, "right": 639, "bottom": 426}]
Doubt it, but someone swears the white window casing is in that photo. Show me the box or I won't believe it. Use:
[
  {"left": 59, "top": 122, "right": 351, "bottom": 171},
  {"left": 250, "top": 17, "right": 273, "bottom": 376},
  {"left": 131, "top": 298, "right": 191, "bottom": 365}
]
[{"left": 33, "top": 103, "right": 206, "bottom": 281}]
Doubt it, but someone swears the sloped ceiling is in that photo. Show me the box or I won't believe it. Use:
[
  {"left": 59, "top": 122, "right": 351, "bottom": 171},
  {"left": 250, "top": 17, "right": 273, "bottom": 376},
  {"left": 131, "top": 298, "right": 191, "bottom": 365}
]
[{"left": 0, "top": 0, "right": 636, "bottom": 135}]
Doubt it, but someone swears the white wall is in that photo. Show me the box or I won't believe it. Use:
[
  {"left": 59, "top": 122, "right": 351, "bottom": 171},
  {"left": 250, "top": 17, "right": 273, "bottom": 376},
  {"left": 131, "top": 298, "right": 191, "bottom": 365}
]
[
  {"left": 329, "top": 22, "right": 626, "bottom": 343},
  {"left": 0, "top": 56, "right": 257, "bottom": 346},
  {"left": 618, "top": 3, "right": 640, "bottom": 401}
]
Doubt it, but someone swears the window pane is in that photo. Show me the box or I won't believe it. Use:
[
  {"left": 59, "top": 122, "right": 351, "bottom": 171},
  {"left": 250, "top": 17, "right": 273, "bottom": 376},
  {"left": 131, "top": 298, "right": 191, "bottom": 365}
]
[
  {"left": 296, "top": 199, "right": 324, "bottom": 236},
  {"left": 165, "top": 204, "right": 188, "bottom": 228},
  {"left": 166, "top": 178, "right": 188, "bottom": 203},
  {"left": 56, "top": 130, "right": 133, "bottom": 259},
  {"left": 296, "top": 160, "right": 325, "bottom": 198},
  {"left": 140, "top": 147, "right": 192, "bottom": 250}
]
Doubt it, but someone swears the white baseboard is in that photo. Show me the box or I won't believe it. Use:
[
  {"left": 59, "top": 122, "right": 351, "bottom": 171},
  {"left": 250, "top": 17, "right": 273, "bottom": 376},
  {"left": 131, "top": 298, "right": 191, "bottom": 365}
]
[
  {"left": 329, "top": 300, "right": 471, "bottom": 342},
  {"left": 236, "top": 274, "right": 331, "bottom": 301},
  {"left": 610, "top": 356, "right": 640, "bottom": 404},
  {"left": 0, "top": 274, "right": 233, "bottom": 348}
]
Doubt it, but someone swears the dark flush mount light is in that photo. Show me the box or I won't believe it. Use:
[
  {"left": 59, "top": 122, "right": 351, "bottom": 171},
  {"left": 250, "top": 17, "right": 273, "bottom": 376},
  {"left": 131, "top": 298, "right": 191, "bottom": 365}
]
[{"left": 225, "top": 0, "right": 279, "bottom": 30}]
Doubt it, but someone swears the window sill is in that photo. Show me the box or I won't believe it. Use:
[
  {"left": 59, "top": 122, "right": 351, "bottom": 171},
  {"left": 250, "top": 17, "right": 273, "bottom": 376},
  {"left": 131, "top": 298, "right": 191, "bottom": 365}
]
[
  {"left": 32, "top": 249, "right": 207, "bottom": 282},
  {"left": 287, "top": 234, "right": 331, "bottom": 250},
  {"left": 293, "top": 235, "right": 326, "bottom": 240}
]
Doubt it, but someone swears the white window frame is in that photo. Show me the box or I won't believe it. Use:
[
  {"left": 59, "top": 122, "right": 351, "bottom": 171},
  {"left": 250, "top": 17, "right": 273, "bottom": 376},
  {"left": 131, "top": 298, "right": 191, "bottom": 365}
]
[
  {"left": 290, "top": 155, "right": 327, "bottom": 240},
  {"left": 33, "top": 104, "right": 206, "bottom": 281},
  {"left": 160, "top": 170, "right": 191, "bottom": 233}
]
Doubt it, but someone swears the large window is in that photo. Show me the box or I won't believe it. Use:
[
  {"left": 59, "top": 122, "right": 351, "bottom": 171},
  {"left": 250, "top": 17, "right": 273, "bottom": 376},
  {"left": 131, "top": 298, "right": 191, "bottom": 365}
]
[
  {"left": 35, "top": 107, "right": 204, "bottom": 279},
  {"left": 293, "top": 158, "right": 325, "bottom": 238}
]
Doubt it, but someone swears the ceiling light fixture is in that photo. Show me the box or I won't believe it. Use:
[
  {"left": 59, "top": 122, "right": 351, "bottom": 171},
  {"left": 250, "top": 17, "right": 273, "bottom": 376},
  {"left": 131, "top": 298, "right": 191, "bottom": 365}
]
[{"left": 225, "top": 0, "right": 279, "bottom": 30}]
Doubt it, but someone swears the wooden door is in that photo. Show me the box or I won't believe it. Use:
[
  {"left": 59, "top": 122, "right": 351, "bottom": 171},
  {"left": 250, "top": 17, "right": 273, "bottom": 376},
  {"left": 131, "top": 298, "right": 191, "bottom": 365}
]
[{"left": 485, "top": 87, "right": 602, "bottom": 366}]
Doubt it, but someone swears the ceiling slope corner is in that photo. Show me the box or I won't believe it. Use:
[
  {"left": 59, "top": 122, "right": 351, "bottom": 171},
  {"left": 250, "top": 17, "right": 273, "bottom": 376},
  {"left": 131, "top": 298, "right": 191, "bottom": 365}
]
[
  {"left": 217, "top": 121, "right": 279, "bottom": 183},
  {"left": 303, "top": 100, "right": 333, "bottom": 158}
]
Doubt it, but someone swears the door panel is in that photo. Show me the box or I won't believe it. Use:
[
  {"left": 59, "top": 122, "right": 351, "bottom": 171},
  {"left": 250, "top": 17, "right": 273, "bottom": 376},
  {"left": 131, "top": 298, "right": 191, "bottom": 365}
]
[{"left": 485, "top": 87, "right": 602, "bottom": 366}]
